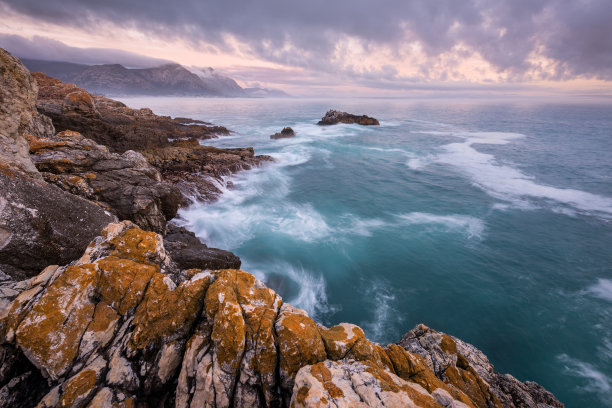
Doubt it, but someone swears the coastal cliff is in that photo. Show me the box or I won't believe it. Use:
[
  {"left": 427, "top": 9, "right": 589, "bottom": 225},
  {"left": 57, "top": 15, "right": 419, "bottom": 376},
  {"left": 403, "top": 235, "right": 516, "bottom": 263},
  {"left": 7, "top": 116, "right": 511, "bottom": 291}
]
[{"left": 0, "top": 48, "right": 563, "bottom": 407}]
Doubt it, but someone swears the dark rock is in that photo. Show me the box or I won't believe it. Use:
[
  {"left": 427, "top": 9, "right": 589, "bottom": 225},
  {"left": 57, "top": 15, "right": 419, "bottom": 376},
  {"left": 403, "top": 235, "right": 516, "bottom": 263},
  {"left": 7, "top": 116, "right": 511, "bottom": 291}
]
[
  {"left": 317, "top": 109, "right": 380, "bottom": 126},
  {"left": 142, "top": 139, "right": 273, "bottom": 203},
  {"left": 27, "top": 129, "right": 182, "bottom": 233},
  {"left": 32, "top": 72, "right": 229, "bottom": 153},
  {"left": 398, "top": 324, "right": 564, "bottom": 408},
  {"left": 0, "top": 170, "right": 116, "bottom": 279},
  {"left": 164, "top": 224, "right": 241, "bottom": 270},
  {"left": 270, "top": 127, "right": 295, "bottom": 139}
]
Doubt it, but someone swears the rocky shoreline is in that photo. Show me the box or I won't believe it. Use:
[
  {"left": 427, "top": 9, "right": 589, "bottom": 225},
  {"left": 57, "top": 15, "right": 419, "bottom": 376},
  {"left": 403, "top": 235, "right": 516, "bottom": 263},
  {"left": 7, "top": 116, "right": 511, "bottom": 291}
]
[{"left": 0, "top": 48, "right": 563, "bottom": 407}]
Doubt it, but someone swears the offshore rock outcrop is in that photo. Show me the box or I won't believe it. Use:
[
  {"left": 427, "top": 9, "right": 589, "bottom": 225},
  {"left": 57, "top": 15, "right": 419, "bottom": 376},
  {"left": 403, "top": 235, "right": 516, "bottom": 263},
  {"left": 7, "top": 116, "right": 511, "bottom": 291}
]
[
  {"left": 317, "top": 110, "right": 380, "bottom": 126},
  {"left": 270, "top": 127, "right": 295, "bottom": 139},
  {"left": 26, "top": 129, "right": 182, "bottom": 233},
  {"left": 0, "top": 222, "right": 484, "bottom": 407}
]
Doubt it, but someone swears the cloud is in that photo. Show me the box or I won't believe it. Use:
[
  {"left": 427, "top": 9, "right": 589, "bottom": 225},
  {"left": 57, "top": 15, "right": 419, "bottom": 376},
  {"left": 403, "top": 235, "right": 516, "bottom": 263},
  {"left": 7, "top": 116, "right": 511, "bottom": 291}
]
[
  {"left": 1, "top": 0, "right": 612, "bottom": 82},
  {"left": 0, "top": 32, "right": 173, "bottom": 67}
]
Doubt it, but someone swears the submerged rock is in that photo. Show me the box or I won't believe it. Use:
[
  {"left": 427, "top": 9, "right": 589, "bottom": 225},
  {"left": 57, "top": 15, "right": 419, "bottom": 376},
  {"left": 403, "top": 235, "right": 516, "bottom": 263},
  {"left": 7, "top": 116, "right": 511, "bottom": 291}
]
[
  {"left": 0, "top": 221, "right": 563, "bottom": 407},
  {"left": 317, "top": 109, "right": 380, "bottom": 126},
  {"left": 270, "top": 127, "right": 295, "bottom": 139}
]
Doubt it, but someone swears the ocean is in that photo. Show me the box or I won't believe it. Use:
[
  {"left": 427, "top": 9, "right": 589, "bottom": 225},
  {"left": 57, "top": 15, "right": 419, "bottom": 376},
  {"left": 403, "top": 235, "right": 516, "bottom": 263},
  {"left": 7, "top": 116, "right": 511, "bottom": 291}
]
[{"left": 118, "top": 96, "right": 612, "bottom": 408}]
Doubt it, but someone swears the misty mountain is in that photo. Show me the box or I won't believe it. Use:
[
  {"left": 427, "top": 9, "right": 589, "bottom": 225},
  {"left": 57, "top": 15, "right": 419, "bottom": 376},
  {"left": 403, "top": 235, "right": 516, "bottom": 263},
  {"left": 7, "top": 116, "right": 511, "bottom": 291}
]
[
  {"left": 21, "top": 59, "right": 286, "bottom": 97},
  {"left": 244, "top": 87, "right": 291, "bottom": 97}
]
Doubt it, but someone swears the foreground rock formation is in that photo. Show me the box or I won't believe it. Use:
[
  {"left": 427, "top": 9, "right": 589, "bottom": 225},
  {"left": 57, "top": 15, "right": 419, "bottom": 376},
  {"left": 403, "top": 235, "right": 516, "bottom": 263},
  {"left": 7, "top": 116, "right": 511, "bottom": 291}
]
[
  {"left": 0, "top": 49, "right": 116, "bottom": 280},
  {"left": 317, "top": 110, "right": 380, "bottom": 126},
  {"left": 0, "top": 222, "right": 561, "bottom": 407}
]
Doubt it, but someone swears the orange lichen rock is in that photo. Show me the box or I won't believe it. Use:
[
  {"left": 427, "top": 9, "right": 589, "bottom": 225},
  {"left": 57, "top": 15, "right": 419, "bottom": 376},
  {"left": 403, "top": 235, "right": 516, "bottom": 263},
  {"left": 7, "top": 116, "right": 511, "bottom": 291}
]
[
  {"left": 291, "top": 360, "right": 445, "bottom": 408},
  {"left": 129, "top": 270, "right": 210, "bottom": 349},
  {"left": 1, "top": 220, "right": 542, "bottom": 407},
  {"left": 276, "top": 303, "right": 327, "bottom": 397}
]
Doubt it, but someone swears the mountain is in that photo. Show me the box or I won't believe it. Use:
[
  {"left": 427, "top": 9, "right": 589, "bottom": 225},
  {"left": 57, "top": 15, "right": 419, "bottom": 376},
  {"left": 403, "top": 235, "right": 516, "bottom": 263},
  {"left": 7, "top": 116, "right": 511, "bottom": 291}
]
[
  {"left": 21, "top": 58, "right": 89, "bottom": 82},
  {"left": 244, "top": 86, "right": 291, "bottom": 97},
  {"left": 21, "top": 58, "right": 287, "bottom": 97},
  {"left": 191, "top": 66, "right": 246, "bottom": 97},
  {"left": 71, "top": 63, "right": 220, "bottom": 96}
]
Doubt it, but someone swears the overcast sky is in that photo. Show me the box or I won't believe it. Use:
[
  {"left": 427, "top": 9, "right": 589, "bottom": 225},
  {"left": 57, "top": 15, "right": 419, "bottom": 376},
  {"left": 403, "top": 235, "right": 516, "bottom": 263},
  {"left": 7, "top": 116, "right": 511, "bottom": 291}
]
[{"left": 1, "top": 0, "right": 611, "bottom": 97}]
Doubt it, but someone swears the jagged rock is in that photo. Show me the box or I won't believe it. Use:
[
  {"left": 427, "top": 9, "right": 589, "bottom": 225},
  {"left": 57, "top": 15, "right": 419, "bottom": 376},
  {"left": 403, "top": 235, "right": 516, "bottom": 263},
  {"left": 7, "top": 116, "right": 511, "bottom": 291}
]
[
  {"left": 0, "top": 222, "right": 495, "bottom": 407},
  {"left": 0, "top": 48, "right": 42, "bottom": 178},
  {"left": 163, "top": 224, "right": 241, "bottom": 270},
  {"left": 33, "top": 72, "right": 229, "bottom": 152},
  {"left": 26, "top": 129, "right": 182, "bottom": 233},
  {"left": 317, "top": 110, "right": 379, "bottom": 126},
  {"left": 270, "top": 127, "right": 295, "bottom": 139},
  {"left": 398, "top": 324, "right": 564, "bottom": 408},
  {"left": 142, "top": 139, "right": 273, "bottom": 203}
]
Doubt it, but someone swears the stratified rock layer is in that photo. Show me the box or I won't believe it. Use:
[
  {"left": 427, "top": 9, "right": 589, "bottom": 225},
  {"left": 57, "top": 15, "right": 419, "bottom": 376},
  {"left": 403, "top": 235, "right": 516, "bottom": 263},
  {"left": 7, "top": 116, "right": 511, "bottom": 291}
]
[
  {"left": 26, "top": 129, "right": 181, "bottom": 233},
  {"left": 33, "top": 72, "right": 228, "bottom": 152},
  {"left": 317, "top": 110, "right": 379, "bottom": 126},
  {"left": 0, "top": 222, "right": 563, "bottom": 407}
]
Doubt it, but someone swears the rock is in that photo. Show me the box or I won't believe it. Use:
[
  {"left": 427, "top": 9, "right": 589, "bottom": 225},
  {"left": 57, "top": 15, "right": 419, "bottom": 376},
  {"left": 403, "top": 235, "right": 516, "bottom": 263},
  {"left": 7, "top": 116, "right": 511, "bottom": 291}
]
[
  {"left": 32, "top": 72, "right": 229, "bottom": 152},
  {"left": 317, "top": 109, "right": 379, "bottom": 126},
  {"left": 26, "top": 129, "right": 182, "bottom": 233},
  {"left": 270, "top": 127, "right": 295, "bottom": 139},
  {"left": 0, "top": 169, "right": 116, "bottom": 280},
  {"left": 163, "top": 224, "right": 241, "bottom": 270},
  {"left": 0, "top": 48, "right": 42, "bottom": 178},
  {"left": 142, "top": 139, "right": 273, "bottom": 203},
  {"left": 398, "top": 324, "right": 564, "bottom": 408},
  {"left": 0, "top": 221, "right": 493, "bottom": 407}
]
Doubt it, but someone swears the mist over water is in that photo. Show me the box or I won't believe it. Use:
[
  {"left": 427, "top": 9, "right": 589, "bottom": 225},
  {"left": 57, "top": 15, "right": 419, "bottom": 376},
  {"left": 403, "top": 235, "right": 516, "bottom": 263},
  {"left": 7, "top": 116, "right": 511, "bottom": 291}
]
[{"left": 119, "top": 96, "right": 612, "bottom": 408}]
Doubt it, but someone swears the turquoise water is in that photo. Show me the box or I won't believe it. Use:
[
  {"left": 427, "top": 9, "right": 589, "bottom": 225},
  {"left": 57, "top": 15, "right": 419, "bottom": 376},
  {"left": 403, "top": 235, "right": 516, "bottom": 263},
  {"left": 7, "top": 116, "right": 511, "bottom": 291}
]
[{"left": 119, "top": 97, "right": 612, "bottom": 407}]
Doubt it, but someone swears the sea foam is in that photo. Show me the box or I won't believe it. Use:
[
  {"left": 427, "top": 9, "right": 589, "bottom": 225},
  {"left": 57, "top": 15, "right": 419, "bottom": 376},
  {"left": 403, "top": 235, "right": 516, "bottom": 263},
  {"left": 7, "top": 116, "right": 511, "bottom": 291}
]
[
  {"left": 415, "top": 131, "right": 612, "bottom": 218},
  {"left": 395, "top": 212, "right": 486, "bottom": 239}
]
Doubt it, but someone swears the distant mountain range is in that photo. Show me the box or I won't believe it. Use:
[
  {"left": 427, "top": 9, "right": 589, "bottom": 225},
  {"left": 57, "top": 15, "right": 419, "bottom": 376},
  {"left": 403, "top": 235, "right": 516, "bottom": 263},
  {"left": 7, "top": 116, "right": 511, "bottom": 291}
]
[{"left": 21, "top": 59, "right": 289, "bottom": 98}]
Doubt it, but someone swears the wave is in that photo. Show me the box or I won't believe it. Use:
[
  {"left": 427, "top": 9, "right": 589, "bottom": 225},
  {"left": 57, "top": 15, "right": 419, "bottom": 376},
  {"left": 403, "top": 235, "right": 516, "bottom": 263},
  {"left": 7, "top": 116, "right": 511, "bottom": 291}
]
[
  {"left": 395, "top": 212, "right": 486, "bottom": 239},
  {"left": 412, "top": 131, "right": 612, "bottom": 218},
  {"left": 360, "top": 281, "right": 403, "bottom": 343},
  {"left": 587, "top": 279, "right": 612, "bottom": 302},
  {"left": 558, "top": 354, "right": 612, "bottom": 400},
  {"left": 247, "top": 261, "right": 337, "bottom": 320}
]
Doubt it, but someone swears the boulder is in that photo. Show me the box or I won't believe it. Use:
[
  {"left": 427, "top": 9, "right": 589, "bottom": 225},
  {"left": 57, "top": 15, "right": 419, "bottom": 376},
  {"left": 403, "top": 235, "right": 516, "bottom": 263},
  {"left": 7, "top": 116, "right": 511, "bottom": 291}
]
[
  {"left": 26, "top": 129, "right": 182, "bottom": 233},
  {"left": 270, "top": 127, "right": 295, "bottom": 139},
  {"left": 0, "top": 170, "right": 116, "bottom": 280},
  {"left": 163, "top": 224, "right": 241, "bottom": 270},
  {"left": 317, "top": 109, "right": 379, "bottom": 126}
]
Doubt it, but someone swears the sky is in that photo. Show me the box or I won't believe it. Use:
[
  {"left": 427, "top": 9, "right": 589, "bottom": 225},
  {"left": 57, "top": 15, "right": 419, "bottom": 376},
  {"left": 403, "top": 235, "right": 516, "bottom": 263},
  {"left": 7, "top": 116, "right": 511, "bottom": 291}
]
[{"left": 1, "top": 0, "right": 612, "bottom": 97}]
